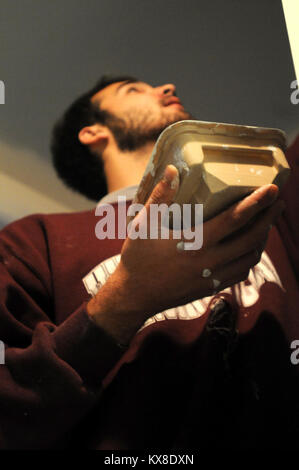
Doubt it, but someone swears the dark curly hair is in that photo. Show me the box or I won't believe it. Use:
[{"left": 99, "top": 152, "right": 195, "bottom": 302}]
[{"left": 51, "top": 75, "right": 137, "bottom": 201}]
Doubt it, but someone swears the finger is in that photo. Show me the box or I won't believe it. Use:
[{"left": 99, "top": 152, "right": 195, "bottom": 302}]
[
  {"left": 127, "top": 165, "right": 180, "bottom": 234},
  {"left": 127, "top": 165, "right": 180, "bottom": 227},
  {"left": 145, "top": 164, "right": 179, "bottom": 206},
  {"left": 211, "top": 270, "right": 250, "bottom": 294},
  {"left": 207, "top": 248, "right": 262, "bottom": 294},
  {"left": 210, "top": 198, "right": 285, "bottom": 266},
  {"left": 203, "top": 184, "right": 279, "bottom": 249}
]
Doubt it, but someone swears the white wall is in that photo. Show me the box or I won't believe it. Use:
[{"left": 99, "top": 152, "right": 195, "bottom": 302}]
[{"left": 0, "top": 139, "right": 93, "bottom": 228}]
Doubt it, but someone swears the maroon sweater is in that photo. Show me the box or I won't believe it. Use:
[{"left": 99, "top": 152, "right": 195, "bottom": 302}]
[{"left": 0, "top": 136, "right": 299, "bottom": 450}]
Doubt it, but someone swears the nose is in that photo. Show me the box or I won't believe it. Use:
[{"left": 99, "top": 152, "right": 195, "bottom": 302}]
[{"left": 156, "top": 83, "right": 177, "bottom": 97}]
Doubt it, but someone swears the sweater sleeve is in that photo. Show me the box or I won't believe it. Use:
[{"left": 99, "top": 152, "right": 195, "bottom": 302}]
[{"left": 0, "top": 215, "right": 124, "bottom": 449}]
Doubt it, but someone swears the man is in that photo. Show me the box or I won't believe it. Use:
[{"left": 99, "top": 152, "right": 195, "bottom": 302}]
[{"left": 0, "top": 76, "right": 298, "bottom": 449}]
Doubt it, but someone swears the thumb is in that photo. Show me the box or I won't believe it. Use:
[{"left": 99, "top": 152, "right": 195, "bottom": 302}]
[
  {"left": 145, "top": 164, "right": 180, "bottom": 207},
  {"left": 126, "top": 165, "right": 180, "bottom": 230}
]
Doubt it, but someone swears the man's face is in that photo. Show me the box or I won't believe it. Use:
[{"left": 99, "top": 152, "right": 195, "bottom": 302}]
[{"left": 91, "top": 80, "right": 193, "bottom": 151}]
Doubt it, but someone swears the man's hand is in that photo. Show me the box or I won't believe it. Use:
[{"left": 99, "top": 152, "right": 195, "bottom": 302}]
[{"left": 87, "top": 165, "right": 284, "bottom": 345}]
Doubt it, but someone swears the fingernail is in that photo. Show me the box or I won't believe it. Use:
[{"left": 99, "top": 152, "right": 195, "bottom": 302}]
[
  {"left": 176, "top": 241, "right": 185, "bottom": 252},
  {"left": 170, "top": 173, "right": 179, "bottom": 190},
  {"left": 253, "top": 184, "right": 270, "bottom": 195},
  {"left": 162, "top": 165, "right": 172, "bottom": 183},
  {"left": 162, "top": 165, "right": 179, "bottom": 190},
  {"left": 255, "top": 184, "right": 278, "bottom": 204}
]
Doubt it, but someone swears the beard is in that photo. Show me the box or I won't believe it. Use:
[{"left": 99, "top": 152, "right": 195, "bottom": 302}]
[{"left": 102, "top": 106, "right": 193, "bottom": 152}]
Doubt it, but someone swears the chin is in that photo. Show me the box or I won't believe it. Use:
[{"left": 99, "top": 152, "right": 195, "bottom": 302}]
[{"left": 164, "top": 110, "right": 192, "bottom": 126}]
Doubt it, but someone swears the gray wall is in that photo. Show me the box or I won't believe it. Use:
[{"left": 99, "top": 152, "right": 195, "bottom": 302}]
[{"left": 0, "top": 0, "right": 298, "bottom": 228}]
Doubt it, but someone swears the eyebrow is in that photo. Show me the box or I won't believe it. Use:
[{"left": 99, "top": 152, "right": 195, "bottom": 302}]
[{"left": 115, "top": 79, "right": 140, "bottom": 94}]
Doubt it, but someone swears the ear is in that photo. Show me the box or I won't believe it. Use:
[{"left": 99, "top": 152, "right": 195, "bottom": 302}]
[{"left": 78, "top": 124, "right": 109, "bottom": 147}]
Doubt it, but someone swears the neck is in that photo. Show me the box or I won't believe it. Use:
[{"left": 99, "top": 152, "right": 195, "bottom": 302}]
[{"left": 103, "top": 141, "right": 155, "bottom": 193}]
